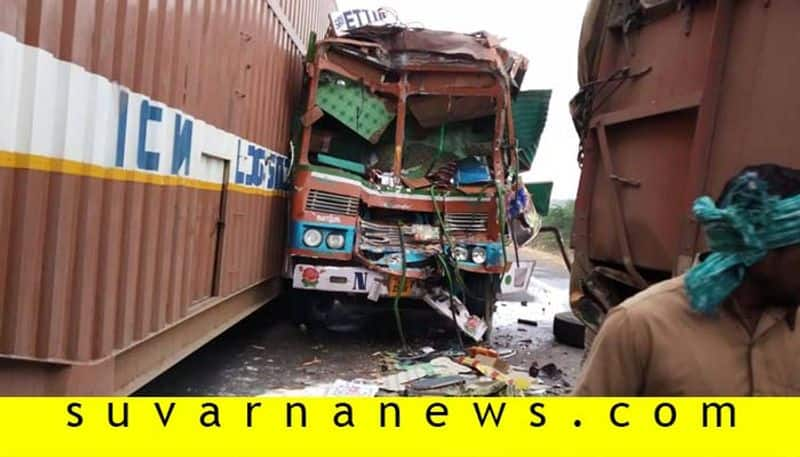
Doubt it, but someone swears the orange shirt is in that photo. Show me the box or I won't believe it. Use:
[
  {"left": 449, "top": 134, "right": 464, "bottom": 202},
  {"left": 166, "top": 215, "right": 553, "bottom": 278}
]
[{"left": 574, "top": 276, "right": 800, "bottom": 396}]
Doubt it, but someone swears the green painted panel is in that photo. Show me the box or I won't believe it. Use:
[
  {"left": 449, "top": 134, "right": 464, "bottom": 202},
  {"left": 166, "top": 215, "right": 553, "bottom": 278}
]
[
  {"left": 316, "top": 76, "right": 396, "bottom": 143},
  {"left": 316, "top": 153, "right": 366, "bottom": 175},
  {"left": 525, "top": 181, "right": 554, "bottom": 216},
  {"left": 512, "top": 90, "right": 551, "bottom": 172}
]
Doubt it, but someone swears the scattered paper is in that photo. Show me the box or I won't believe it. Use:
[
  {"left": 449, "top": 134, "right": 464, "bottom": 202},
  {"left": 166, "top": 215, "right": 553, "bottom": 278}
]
[
  {"left": 326, "top": 379, "right": 380, "bottom": 397},
  {"left": 377, "top": 367, "right": 429, "bottom": 392}
]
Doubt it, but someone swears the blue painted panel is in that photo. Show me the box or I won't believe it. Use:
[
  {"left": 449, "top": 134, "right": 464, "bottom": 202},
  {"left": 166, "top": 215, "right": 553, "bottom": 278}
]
[{"left": 290, "top": 220, "right": 355, "bottom": 253}]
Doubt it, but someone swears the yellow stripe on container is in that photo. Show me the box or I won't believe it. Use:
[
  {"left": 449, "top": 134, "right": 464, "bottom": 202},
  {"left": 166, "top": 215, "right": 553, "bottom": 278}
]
[{"left": 0, "top": 150, "right": 286, "bottom": 197}]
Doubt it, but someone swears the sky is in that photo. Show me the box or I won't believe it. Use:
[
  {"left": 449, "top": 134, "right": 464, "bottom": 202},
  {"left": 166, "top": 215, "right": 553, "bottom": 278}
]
[{"left": 334, "top": 0, "right": 589, "bottom": 199}]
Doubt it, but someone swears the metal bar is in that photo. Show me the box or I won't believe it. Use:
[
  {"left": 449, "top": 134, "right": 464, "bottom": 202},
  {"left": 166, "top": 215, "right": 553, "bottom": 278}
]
[
  {"left": 540, "top": 226, "right": 572, "bottom": 272},
  {"left": 590, "top": 91, "right": 702, "bottom": 128},
  {"left": 317, "top": 60, "right": 400, "bottom": 96},
  {"left": 393, "top": 73, "right": 408, "bottom": 178},
  {"left": 317, "top": 59, "right": 501, "bottom": 97},
  {"left": 504, "top": 92, "right": 520, "bottom": 176},
  {"left": 596, "top": 124, "right": 649, "bottom": 288},
  {"left": 298, "top": 61, "right": 320, "bottom": 165},
  {"left": 675, "top": 0, "right": 735, "bottom": 274},
  {"left": 492, "top": 91, "right": 507, "bottom": 183}
]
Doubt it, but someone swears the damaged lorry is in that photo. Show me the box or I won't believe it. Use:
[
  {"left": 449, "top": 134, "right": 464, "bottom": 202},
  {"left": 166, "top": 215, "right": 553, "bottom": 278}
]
[
  {"left": 569, "top": 0, "right": 800, "bottom": 351},
  {"left": 285, "top": 21, "right": 551, "bottom": 341}
]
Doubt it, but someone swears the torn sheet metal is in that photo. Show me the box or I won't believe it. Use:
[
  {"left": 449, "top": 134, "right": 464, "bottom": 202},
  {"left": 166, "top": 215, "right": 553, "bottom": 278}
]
[
  {"left": 423, "top": 290, "right": 488, "bottom": 341},
  {"left": 407, "top": 95, "right": 496, "bottom": 128},
  {"left": 318, "top": 25, "right": 528, "bottom": 93}
]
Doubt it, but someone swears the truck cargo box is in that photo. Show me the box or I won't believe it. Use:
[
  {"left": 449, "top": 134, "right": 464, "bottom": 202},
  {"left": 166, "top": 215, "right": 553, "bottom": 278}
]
[{"left": 570, "top": 0, "right": 800, "bottom": 331}]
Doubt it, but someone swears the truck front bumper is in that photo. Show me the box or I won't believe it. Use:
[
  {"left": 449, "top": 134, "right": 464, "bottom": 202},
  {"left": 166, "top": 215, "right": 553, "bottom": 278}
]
[{"left": 291, "top": 264, "right": 426, "bottom": 299}]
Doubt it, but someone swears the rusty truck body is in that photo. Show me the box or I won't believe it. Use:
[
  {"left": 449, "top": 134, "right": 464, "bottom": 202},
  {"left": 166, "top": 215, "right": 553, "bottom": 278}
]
[
  {"left": 286, "top": 19, "right": 551, "bottom": 339},
  {"left": 569, "top": 0, "right": 800, "bottom": 339}
]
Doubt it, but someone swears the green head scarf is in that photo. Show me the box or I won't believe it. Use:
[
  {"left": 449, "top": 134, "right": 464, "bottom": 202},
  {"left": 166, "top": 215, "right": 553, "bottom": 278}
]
[{"left": 685, "top": 171, "right": 800, "bottom": 314}]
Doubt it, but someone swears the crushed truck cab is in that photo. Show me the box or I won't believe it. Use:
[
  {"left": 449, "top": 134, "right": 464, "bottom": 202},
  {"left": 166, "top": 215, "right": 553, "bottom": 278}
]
[{"left": 286, "top": 21, "right": 551, "bottom": 340}]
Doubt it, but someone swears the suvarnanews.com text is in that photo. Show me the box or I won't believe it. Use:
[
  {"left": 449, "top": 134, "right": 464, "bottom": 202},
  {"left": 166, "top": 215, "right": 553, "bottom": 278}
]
[{"left": 64, "top": 400, "right": 737, "bottom": 430}]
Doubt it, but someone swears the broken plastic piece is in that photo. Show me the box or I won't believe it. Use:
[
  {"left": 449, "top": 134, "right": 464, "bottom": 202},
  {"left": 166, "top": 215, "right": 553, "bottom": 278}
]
[
  {"left": 457, "top": 356, "right": 533, "bottom": 390},
  {"left": 467, "top": 346, "right": 498, "bottom": 358},
  {"left": 326, "top": 379, "right": 380, "bottom": 396},
  {"left": 454, "top": 157, "right": 491, "bottom": 185},
  {"left": 423, "top": 290, "right": 487, "bottom": 341},
  {"left": 408, "top": 375, "right": 465, "bottom": 391}
]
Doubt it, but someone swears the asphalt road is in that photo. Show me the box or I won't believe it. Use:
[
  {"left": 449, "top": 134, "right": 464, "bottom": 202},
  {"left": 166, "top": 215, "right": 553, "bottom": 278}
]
[{"left": 137, "top": 252, "right": 581, "bottom": 396}]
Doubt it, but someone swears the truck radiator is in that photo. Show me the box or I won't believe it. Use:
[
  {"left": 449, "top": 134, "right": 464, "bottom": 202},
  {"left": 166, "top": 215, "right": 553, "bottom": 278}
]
[{"left": 305, "top": 189, "right": 359, "bottom": 216}]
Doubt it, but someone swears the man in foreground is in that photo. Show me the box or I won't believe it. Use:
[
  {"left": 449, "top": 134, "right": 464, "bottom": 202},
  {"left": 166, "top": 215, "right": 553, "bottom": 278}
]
[{"left": 575, "top": 164, "right": 800, "bottom": 395}]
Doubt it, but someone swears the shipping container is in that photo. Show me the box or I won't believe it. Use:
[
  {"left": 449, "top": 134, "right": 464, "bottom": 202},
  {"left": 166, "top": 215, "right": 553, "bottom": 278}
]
[
  {"left": 569, "top": 0, "right": 800, "bottom": 341},
  {"left": 0, "top": 0, "right": 335, "bottom": 394}
]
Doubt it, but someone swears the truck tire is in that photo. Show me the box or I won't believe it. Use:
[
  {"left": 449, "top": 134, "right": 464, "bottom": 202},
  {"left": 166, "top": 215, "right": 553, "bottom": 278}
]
[{"left": 553, "top": 311, "right": 585, "bottom": 348}]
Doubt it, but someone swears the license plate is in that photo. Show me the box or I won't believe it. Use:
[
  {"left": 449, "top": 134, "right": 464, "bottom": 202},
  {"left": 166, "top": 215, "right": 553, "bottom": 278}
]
[{"left": 387, "top": 276, "right": 414, "bottom": 297}]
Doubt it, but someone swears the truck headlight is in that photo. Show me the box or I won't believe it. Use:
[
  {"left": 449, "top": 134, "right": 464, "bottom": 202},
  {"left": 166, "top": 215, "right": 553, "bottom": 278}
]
[
  {"left": 471, "top": 246, "right": 487, "bottom": 264},
  {"left": 453, "top": 246, "right": 469, "bottom": 261},
  {"left": 326, "top": 232, "right": 345, "bottom": 249},
  {"left": 303, "top": 228, "right": 323, "bottom": 247}
]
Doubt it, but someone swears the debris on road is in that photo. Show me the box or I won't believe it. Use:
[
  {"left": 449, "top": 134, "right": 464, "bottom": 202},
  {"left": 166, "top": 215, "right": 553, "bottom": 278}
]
[
  {"left": 140, "top": 252, "right": 583, "bottom": 397},
  {"left": 518, "top": 318, "right": 539, "bottom": 327},
  {"left": 467, "top": 346, "right": 498, "bottom": 358},
  {"left": 301, "top": 357, "right": 322, "bottom": 367},
  {"left": 423, "top": 291, "right": 487, "bottom": 341},
  {"left": 408, "top": 375, "right": 465, "bottom": 391},
  {"left": 498, "top": 348, "right": 516, "bottom": 359},
  {"left": 378, "top": 366, "right": 430, "bottom": 392},
  {"left": 326, "top": 379, "right": 380, "bottom": 397},
  {"left": 457, "top": 355, "right": 533, "bottom": 390},
  {"left": 430, "top": 356, "right": 473, "bottom": 375}
]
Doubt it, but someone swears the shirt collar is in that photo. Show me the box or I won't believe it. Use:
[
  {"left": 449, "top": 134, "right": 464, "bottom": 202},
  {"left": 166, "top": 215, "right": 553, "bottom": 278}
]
[
  {"left": 757, "top": 306, "right": 798, "bottom": 336},
  {"left": 721, "top": 300, "right": 798, "bottom": 335}
]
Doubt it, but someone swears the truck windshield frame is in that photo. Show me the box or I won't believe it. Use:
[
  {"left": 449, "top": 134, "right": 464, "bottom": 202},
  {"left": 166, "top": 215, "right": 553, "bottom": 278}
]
[{"left": 298, "top": 45, "right": 517, "bottom": 182}]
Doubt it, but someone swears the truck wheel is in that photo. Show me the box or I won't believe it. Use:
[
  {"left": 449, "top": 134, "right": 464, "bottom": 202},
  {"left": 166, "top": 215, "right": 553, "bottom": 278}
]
[
  {"left": 553, "top": 311, "right": 585, "bottom": 348},
  {"left": 289, "top": 290, "right": 318, "bottom": 327}
]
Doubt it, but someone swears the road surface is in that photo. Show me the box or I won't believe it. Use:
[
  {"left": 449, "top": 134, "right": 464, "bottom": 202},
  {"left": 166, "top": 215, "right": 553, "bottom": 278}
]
[{"left": 138, "top": 251, "right": 582, "bottom": 396}]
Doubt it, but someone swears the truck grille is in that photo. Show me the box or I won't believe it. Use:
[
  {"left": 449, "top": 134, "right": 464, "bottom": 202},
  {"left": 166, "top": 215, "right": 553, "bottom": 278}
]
[
  {"left": 360, "top": 220, "right": 404, "bottom": 245},
  {"left": 444, "top": 213, "right": 488, "bottom": 232},
  {"left": 305, "top": 189, "right": 359, "bottom": 217}
]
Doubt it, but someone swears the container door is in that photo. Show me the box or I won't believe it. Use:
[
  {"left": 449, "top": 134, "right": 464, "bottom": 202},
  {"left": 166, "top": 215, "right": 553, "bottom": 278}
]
[{"left": 189, "top": 155, "right": 228, "bottom": 305}]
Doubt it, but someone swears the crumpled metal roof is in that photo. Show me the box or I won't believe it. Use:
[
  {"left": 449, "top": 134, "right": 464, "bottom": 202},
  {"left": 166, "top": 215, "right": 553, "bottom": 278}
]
[{"left": 320, "top": 25, "right": 527, "bottom": 89}]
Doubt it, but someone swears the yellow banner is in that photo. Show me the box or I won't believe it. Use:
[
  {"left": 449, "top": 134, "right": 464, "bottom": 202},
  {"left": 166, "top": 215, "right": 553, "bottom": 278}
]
[{"left": 0, "top": 398, "right": 788, "bottom": 457}]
